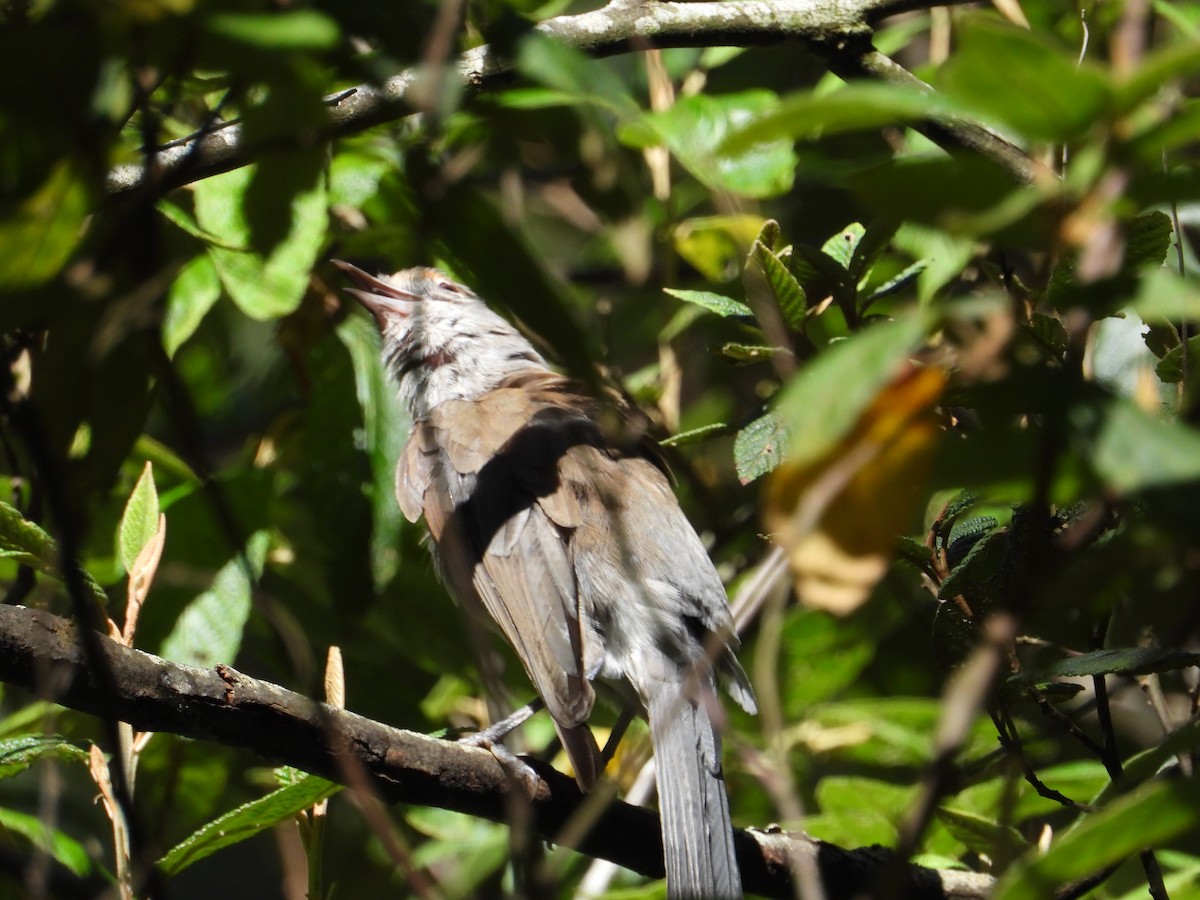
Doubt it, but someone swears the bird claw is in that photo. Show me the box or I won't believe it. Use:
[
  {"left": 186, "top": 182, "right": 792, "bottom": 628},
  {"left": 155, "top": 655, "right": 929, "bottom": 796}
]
[{"left": 460, "top": 734, "right": 544, "bottom": 798}]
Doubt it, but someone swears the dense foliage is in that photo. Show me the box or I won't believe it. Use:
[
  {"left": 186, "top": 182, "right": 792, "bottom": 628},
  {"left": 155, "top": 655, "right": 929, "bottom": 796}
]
[{"left": 2, "top": 0, "right": 1200, "bottom": 896}]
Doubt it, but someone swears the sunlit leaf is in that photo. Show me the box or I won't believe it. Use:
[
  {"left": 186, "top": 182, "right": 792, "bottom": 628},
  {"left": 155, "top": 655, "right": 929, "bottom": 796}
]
[
  {"left": 734, "top": 411, "right": 789, "bottom": 483},
  {"left": 118, "top": 462, "right": 159, "bottom": 574},
  {"left": 0, "top": 735, "right": 88, "bottom": 780},
  {"left": 664, "top": 289, "right": 752, "bottom": 319},
  {"left": 1023, "top": 647, "right": 1200, "bottom": 681},
  {"left": 0, "top": 162, "right": 90, "bottom": 290},
  {"left": 159, "top": 531, "right": 269, "bottom": 667},
  {"left": 159, "top": 773, "right": 341, "bottom": 876},
  {"left": 164, "top": 254, "right": 222, "bottom": 357},
  {"left": 939, "top": 15, "right": 1112, "bottom": 141},
  {"left": 994, "top": 780, "right": 1200, "bottom": 900},
  {"left": 0, "top": 502, "right": 108, "bottom": 604},
  {"left": 621, "top": 91, "right": 797, "bottom": 198},
  {"left": 193, "top": 164, "right": 327, "bottom": 320}
]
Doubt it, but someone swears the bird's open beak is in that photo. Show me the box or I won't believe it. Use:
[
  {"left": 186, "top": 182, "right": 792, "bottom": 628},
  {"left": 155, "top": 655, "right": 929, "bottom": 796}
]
[{"left": 332, "top": 260, "right": 419, "bottom": 325}]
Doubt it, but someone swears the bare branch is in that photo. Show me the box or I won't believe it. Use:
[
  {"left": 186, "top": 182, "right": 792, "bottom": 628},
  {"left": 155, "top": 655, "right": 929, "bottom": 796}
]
[
  {"left": 0, "top": 602, "right": 994, "bottom": 900},
  {"left": 103, "top": 0, "right": 1029, "bottom": 197}
]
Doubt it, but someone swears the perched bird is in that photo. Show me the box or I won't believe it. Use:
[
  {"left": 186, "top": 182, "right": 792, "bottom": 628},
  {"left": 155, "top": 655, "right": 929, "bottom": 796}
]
[{"left": 335, "top": 261, "right": 755, "bottom": 898}]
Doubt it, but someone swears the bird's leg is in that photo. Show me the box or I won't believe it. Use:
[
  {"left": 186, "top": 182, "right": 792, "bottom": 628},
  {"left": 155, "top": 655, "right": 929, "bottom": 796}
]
[{"left": 458, "top": 698, "right": 547, "bottom": 798}]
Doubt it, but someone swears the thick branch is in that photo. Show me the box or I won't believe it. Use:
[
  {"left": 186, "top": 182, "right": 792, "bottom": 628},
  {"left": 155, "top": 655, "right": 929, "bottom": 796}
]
[
  {"left": 0, "top": 603, "right": 993, "bottom": 900},
  {"left": 103, "top": 0, "right": 1021, "bottom": 197}
]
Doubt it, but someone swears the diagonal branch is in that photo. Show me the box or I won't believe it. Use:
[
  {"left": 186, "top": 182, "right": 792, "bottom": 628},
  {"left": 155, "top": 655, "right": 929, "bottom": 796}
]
[
  {"left": 103, "top": 0, "right": 1028, "bottom": 197},
  {"left": 0, "top": 602, "right": 994, "bottom": 900}
]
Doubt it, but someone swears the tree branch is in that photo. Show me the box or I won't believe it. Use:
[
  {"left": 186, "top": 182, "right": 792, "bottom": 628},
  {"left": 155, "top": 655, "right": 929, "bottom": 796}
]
[
  {"left": 0, "top": 602, "right": 994, "bottom": 900},
  {"left": 103, "top": 0, "right": 1030, "bottom": 197}
]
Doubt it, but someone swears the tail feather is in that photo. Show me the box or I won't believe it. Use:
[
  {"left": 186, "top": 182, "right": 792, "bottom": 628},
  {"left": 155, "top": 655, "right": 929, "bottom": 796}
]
[{"left": 648, "top": 688, "right": 741, "bottom": 899}]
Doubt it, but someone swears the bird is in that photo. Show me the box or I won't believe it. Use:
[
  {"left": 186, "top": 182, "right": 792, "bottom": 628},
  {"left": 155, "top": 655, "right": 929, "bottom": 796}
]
[{"left": 334, "top": 260, "right": 756, "bottom": 898}]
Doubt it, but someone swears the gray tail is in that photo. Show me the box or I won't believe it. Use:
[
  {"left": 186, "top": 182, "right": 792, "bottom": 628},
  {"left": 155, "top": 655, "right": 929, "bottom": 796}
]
[{"left": 648, "top": 687, "right": 741, "bottom": 899}]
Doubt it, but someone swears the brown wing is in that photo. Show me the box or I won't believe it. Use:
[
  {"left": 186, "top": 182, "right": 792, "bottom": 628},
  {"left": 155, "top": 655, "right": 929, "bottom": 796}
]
[{"left": 410, "top": 379, "right": 599, "bottom": 734}]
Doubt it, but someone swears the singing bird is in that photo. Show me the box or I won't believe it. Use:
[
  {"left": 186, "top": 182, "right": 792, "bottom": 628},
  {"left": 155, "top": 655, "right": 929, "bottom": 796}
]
[{"left": 335, "top": 262, "right": 755, "bottom": 898}]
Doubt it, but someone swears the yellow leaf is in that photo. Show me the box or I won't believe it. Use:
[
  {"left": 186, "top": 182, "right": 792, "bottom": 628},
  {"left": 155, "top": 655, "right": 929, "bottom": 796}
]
[{"left": 766, "top": 365, "right": 946, "bottom": 614}]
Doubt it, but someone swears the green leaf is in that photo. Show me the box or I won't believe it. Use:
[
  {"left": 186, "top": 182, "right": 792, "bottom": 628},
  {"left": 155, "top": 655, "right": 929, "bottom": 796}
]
[
  {"left": 734, "top": 411, "right": 789, "bottom": 483},
  {"left": 1025, "top": 647, "right": 1200, "bottom": 681},
  {"left": 516, "top": 33, "right": 639, "bottom": 119},
  {"left": 620, "top": 91, "right": 797, "bottom": 198},
  {"left": 0, "top": 502, "right": 108, "bottom": 604},
  {"left": 660, "top": 422, "right": 731, "bottom": 448},
  {"left": 159, "top": 773, "right": 341, "bottom": 876},
  {"left": 337, "top": 315, "right": 409, "bottom": 590},
  {"left": 1156, "top": 334, "right": 1200, "bottom": 384},
  {"left": 722, "top": 82, "right": 960, "bottom": 152},
  {"left": 936, "top": 807, "right": 1029, "bottom": 866},
  {"left": 118, "top": 462, "right": 159, "bottom": 574},
  {"left": 892, "top": 224, "right": 977, "bottom": 304},
  {"left": 193, "top": 164, "right": 327, "bottom": 320},
  {"left": 749, "top": 242, "right": 807, "bottom": 330},
  {"left": 663, "top": 289, "right": 753, "bottom": 319},
  {"left": 160, "top": 531, "right": 269, "bottom": 668},
  {"left": 203, "top": 10, "right": 340, "bottom": 50},
  {"left": 0, "top": 161, "right": 90, "bottom": 290},
  {"left": 777, "top": 314, "right": 927, "bottom": 469},
  {"left": 1128, "top": 269, "right": 1200, "bottom": 322},
  {"left": 0, "top": 735, "right": 88, "bottom": 780},
  {"left": 1125, "top": 211, "right": 1174, "bottom": 270},
  {"left": 938, "top": 15, "right": 1112, "bottom": 141},
  {"left": 994, "top": 780, "right": 1200, "bottom": 900},
  {"left": 721, "top": 343, "right": 777, "bottom": 364},
  {"left": 0, "top": 807, "right": 93, "bottom": 877},
  {"left": 864, "top": 259, "right": 927, "bottom": 306},
  {"left": 1075, "top": 395, "right": 1200, "bottom": 492},
  {"left": 822, "top": 222, "right": 866, "bottom": 271},
  {"left": 1026, "top": 312, "right": 1068, "bottom": 358},
  {"left": 164, "top": 254, "right": 222, "bottom": 358},
  {"left": 848, "top": 218, "right": 901, "bottom": 283}
]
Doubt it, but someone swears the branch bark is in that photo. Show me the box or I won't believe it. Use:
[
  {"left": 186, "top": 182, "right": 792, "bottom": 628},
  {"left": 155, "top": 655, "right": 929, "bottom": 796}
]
[
  {"left": 0, "top": 602, "right": 994, "bottom": 900},
  {"left": 104, "top": 0, "right": 1038, "bottom": 197}
]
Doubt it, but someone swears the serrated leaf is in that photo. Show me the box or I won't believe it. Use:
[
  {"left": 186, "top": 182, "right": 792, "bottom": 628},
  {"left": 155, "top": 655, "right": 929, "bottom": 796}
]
[
  {"left": 946, "top": 515, "right": 999, "bottom": 548},
  {"left": 159, "top": 773, "right": 341, "bottom": 876},
  {"left": 0, "top": 807, "right": 93, "bottom": 877},
  {"left": 160, "top": 531, "right": 269, "bottom": 667},
  {"left": 734, "top": 412, "right": 790, "bottom": 483},
  {"left": 663, "top": 289, "right": 753, "bottom": 319},
  {"left": 1125, "top": 211, "right": 1174, "bottom": 270},
  {"left": 721, "top": 343, "right": 776, "bottom": 364},
  {"left": 0, "top": 502, "right": 107, "bottom": 604},
  {"left": 1029, "top": 647, "right": 1200, "bottom": 681},
  {"left": 749, "top": 238, "right": 807, "bottom": 330},
  {"left": 0, "top": 735, "right": 88, "bottom": 780},
  {"left": 1026, "top": 312, "right": 1068, "bottom": 357},
  {"left": 822, "top": 223, "right": 866, "bottom": 270},
  {"left": 660, "top": 422, "right": 731, "bottom": 448},
  {"left": 164, "top": 254, "right": 222, "bottom": 357},
  {"left": 1154, "top": 333, "right": 1200, "bottom": 384},
  {"left": 118, "top": 462, "right": 159, "bottom": 574}
]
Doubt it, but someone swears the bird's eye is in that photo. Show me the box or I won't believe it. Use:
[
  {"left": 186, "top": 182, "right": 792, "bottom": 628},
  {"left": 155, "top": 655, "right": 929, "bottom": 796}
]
[{"left": 436, "top": 279, "right": 465, "bottom": 296}]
